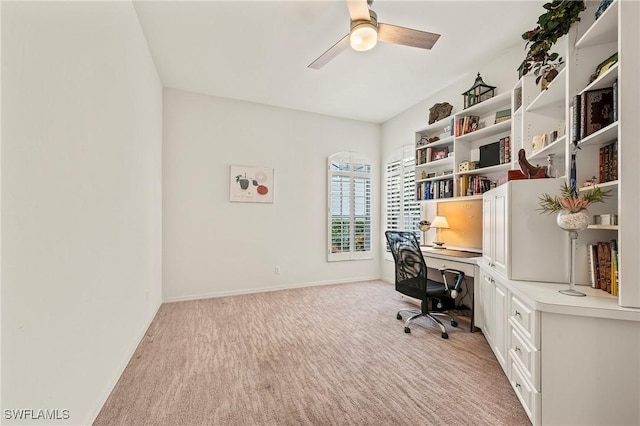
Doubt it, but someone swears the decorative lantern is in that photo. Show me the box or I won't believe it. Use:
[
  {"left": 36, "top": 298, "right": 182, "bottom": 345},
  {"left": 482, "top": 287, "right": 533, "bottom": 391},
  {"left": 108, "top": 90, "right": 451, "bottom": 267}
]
[{"left": 462, "top": 73, "right": 496, "bottom": 109}]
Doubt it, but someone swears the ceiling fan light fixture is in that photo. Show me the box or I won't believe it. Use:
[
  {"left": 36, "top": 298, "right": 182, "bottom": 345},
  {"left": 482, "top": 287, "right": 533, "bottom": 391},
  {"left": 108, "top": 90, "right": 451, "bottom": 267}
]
[{"left": 350, "top": 21, "right": 378, "bottom": 51}]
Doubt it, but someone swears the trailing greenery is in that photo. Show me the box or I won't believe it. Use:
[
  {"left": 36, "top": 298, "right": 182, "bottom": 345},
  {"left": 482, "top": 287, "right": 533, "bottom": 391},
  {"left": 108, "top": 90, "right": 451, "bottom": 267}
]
[
  {"left": 517, "top": 0, "right": 586, "bottom": 85},
  {"left": 539, "top": 182, "right": 610, "bottom": 214}
]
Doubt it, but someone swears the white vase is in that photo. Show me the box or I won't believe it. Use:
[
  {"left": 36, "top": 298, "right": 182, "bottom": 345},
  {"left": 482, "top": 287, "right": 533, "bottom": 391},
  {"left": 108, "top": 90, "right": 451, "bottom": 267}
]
[{"left": 557, "top": 208, "right": 589, "bottom": 232}]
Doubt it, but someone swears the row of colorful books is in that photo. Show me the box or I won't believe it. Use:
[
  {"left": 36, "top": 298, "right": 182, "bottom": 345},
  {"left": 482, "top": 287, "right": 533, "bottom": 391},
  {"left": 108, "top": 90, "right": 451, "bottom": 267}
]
[
  {"left": 454, "top": 115, "right": 480, "bottom": 137},
  {"left": 587, "top": 239, "right": 619, "bottom": 296},
  {"left": 457, "top": 175, "right": 492, "bottom": 197},
  {"left": 416, "top": 179, "right": 454, "bottom": 200}
]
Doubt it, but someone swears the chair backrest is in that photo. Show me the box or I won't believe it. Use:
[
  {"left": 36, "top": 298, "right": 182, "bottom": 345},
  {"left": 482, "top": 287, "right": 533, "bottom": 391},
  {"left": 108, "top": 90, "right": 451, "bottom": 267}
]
[{"left": 385, "top": 231, "right": 428, "bottom": 300}]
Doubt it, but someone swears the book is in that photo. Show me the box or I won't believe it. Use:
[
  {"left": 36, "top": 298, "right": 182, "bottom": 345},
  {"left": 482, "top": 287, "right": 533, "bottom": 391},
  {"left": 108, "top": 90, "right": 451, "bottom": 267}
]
[
  {"left": 587, "top": 244, "right": 597, "bottom": 288},
  {"left": 494, "top": 109, "right": 511, "bottom": 124},
  {"left": 598, "top": 140, "right": 618, "bottom": 183},
  {"left": 514, "top": 87, "right": 523, "bottom": 111},
  {"left": 597, "top": 241, "right": 612, "bottom": 293},
  {"left": 610, "top": 239, "right": 619, "bottom": 296},
  {"left": 572, "top": 94, "right": 581, "bottom": 145},
  {"left": 456, "top": 115, "right": 480, "bottom": 136},
  {"left": 582, "top": 87, "right": 615, "bottom": 138},
  {"left": 612, "top": 78, "right": 618, "bottom": 122}
]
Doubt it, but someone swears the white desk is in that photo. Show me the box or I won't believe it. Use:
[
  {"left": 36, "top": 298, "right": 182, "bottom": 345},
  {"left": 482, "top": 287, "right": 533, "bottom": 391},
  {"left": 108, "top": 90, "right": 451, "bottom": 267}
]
[{"left": 421, "top": 248, "right": 481, "bottom": 331}]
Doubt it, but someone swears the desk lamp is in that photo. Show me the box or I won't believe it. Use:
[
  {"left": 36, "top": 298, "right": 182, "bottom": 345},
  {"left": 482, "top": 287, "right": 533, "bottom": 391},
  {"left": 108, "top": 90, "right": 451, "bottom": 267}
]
[{"left": 430, "top": 216, "right": 449, "bottom": 249}]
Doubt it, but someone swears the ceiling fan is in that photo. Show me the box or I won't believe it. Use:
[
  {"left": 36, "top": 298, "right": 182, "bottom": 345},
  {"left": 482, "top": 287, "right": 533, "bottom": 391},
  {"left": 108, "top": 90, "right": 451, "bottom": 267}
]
[{"left": 308, "top": 0, "right": 441, "bottom": 69}]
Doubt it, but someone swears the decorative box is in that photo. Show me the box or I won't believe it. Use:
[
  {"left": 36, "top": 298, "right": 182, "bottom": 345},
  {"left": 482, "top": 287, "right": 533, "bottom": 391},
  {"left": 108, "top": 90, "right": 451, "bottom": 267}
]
[{"left": 458, "top": 161, "right": 477, "bottom": 172}]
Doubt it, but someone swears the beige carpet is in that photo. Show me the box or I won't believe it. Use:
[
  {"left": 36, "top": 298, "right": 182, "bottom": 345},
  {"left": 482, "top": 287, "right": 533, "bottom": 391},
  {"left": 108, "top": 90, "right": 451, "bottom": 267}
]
[{"left": 94, "top": 280, "right": 529, "bottom": 426}]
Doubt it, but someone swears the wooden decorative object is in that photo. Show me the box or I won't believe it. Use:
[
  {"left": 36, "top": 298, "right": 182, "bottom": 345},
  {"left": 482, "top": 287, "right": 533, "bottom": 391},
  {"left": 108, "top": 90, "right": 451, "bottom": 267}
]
[
  {"left": 428, "top": 102, "right": 453, "bottom": 124},
  {"left": 517, "top": 148, "right": 547, "bottom": 179}
]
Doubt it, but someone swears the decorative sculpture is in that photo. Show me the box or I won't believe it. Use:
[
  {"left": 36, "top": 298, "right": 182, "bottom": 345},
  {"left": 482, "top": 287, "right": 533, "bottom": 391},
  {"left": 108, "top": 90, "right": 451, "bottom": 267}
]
[
  {"left": 517, "top": 149, "right": 547, "bottom": 179},
  {"left": 428, "top": 102, "right": 453, "bottom": 124}
]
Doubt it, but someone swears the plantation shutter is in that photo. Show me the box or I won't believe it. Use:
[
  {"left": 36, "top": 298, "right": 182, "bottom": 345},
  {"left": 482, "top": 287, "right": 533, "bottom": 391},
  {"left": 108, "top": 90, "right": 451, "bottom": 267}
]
[
  {"left": 328, "top": 152, "right": 373, "bottom": 261},
  {"left": 385, "top": 146, "right": 420, "bottom": 254}
]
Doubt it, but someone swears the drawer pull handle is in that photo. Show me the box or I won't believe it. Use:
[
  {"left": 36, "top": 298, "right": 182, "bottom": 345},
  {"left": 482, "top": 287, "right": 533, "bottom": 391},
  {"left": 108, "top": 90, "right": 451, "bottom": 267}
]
[
  {"left": 514, "top": 310, "right": 521, "bottom": 317},
  {"left": 514, "top": 346, "right": 521, "bottom": 352}
]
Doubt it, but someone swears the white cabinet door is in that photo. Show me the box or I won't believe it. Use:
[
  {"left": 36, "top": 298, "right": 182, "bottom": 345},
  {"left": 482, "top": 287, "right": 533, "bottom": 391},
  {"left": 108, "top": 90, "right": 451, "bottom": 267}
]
[
  {"left": 482, "top": 178, "right": 568, "bottom": 283},
  {"left": 493, "top": 278, "right": 508, "bottom": 368},
  {"left": 493, "top": 188, "right": 508, "bottom": 278},
  {"left": 479, "top": 268, "right": 494, "bottom": 345}
]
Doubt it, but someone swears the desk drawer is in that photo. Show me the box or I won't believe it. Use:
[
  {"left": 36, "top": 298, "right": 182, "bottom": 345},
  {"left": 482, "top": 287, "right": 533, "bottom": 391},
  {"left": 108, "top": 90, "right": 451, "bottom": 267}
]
[
  {"left": 508, "top": 324, "right": 540, "bottom": 391},
  {"left": 510, "top": 295, "right": 539, "bottom": 349},
  {"left": 509, "top": 358, "right": 540, "bottom": 425},
  {"left": 424, "top": 257, "right": 475, "bottom": 278}
]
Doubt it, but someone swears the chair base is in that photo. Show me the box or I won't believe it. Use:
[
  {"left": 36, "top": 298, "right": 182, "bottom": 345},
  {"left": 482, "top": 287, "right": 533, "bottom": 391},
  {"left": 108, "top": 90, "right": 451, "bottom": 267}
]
[{"left": 397, "top": 308, "right": 458, "bottom": 339}]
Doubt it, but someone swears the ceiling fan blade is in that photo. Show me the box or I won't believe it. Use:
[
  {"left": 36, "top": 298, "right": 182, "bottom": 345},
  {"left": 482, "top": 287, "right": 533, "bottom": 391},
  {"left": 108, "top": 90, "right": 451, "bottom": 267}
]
[
  {"left": 308, "top": 34, "right": 350, "bottom": 69},
  {"left": 346, "top": 0, "right": 371, "bottom": 22},
  {"left": 378, "top": 23, "right": 441, "bottom": 50}
]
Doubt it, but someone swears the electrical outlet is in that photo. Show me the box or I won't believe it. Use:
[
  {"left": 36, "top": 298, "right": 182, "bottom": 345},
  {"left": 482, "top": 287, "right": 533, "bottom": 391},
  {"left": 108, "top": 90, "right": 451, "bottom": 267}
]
[{"left": 274, "top": 266, "right": 281, "bottom": 274}]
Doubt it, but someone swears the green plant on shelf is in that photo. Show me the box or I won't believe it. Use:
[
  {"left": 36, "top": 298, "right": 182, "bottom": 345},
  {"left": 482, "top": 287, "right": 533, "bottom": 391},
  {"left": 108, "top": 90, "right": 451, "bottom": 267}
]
[
  {"left": 517, "top": 0, "right": 586, "bottom": 86},
  {"left": 538, "top": 182, "right": 610, "bottom": 214}
]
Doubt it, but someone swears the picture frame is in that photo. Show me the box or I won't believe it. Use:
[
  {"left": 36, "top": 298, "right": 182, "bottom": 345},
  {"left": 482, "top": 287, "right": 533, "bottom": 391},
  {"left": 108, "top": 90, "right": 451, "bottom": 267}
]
[
  {"left": 426, "top": 172, "right": 437, "bottom": 179},
  {"left": 229, "top": 165, "right": 274, "bottom": 203},
  {"left": 431, "top": 147, "right": 449, "bottom": 161}
]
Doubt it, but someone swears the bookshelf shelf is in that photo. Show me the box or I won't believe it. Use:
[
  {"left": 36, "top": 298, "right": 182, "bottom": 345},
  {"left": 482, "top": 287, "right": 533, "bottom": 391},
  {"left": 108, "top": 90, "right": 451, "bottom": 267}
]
[
  {"left": 457, "top": 163, "right": 510, "bottom": 177},
  {"left": 459, "top": 91, "right": 511, "bottom": 117},
  {"left": 580, "top": 63, "right": 618, "bottom": 95},
  {"left": 416, "top": 156, "right": 453, "bottom": 169},
  {"left": 527, "top": 135, "right": 567, "bottom": 162},
  {"left": 577, "top": 122, "right": 618, "bottom": 149},
  {"left": 578, "top": 180, "right": 618, "bottom": 192},
  {"left": 419, "top": 194, "right": 483, "bottom": 204},
  {"left": 587, "top": 224, "right": 619, "bottom": 230},
  {"left": 415, "top": 174, "right": 454, "bottom": 184},
  {"left": 455, "top": 119, "right": 510, "bottom": 143},
  {"left": 526, "top": 67, "right": 566, "bottom": 113},
  {"left": 575, "top": 0, "right": 618, "bottom": 49},
  {"left": 416, "top": 135, "right": 454, "bottom": 150}
]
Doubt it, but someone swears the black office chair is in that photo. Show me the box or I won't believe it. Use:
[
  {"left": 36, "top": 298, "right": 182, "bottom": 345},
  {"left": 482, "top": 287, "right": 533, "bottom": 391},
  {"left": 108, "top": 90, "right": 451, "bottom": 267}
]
[{"left": 385, "top": 230, "right": 466, "bottom": 339}]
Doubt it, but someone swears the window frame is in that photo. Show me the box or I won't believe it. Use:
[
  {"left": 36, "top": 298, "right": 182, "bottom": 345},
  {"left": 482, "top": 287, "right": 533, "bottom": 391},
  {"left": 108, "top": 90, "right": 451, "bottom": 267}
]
[{"left": 327, "top": 152, "right": 373, "bottom": 262}]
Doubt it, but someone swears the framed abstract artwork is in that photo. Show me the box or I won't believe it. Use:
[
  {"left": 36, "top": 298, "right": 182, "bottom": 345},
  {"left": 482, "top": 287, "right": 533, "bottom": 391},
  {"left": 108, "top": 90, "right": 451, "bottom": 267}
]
[{"left": 229, "top": 165, "right": 274, "bottom": 203}]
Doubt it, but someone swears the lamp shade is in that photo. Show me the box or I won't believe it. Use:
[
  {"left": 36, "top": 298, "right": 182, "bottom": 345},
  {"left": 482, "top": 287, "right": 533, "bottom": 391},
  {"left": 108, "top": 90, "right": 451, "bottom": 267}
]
[{"left": 430, "top": 216, "right": 450, "bottom": 229}]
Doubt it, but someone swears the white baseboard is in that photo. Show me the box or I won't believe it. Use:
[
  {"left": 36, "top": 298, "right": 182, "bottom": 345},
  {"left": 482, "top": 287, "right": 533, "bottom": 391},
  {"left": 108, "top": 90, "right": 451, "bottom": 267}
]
[
  {"left": 162, "top": 275, "right": 382, "bottom": 303},
  {"left": 88, "top": 300, "right": 162, "bottom": 425}
]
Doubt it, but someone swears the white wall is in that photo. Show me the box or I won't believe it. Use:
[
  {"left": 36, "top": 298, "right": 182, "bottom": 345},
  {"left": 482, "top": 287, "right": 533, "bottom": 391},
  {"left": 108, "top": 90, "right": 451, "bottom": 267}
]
[
  {"left": 1, "top": 2, "right": 162, "bottom": 425},
  {"left": 379, "top": 46, "right": 524, "bottom": 283},
  {"left": 163, "top": 89, "right": 380, "bottom": 301}
]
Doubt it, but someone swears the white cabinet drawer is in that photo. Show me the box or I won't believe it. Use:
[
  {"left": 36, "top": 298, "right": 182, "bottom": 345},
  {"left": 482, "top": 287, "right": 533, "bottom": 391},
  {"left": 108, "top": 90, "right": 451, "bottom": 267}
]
[
  {"left": 424, "top": 257, "right": 475, "bottom": 278},
  {"left": 510, "top": 294, "right": 539, "bottom": 349},
  {"left": 509, "top": 358, "right": 540, "bottom": 425},
  {"left": 508, "top": 324, "right": 540, "bottom": 391}
]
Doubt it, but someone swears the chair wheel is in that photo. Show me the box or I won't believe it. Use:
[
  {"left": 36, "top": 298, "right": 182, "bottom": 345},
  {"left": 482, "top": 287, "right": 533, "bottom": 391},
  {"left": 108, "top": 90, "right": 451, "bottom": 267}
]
[
  {"left": 397, "top": 313, "right": 402, "bottom": 320},
  {"left": 451, "top": 320, "right": 458, "bottom": 327},
  {"left": 441, "top": 332, "right": 449, "bottom": 339},
  {"left": 404, "top": 327, "right": 411, "bottom": 333}
]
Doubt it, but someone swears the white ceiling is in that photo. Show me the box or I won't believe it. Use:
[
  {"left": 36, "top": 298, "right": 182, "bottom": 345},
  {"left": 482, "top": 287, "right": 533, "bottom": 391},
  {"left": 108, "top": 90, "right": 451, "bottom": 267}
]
[{"left": 133, "top": 0, "right": 546, "bottom": 123}]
